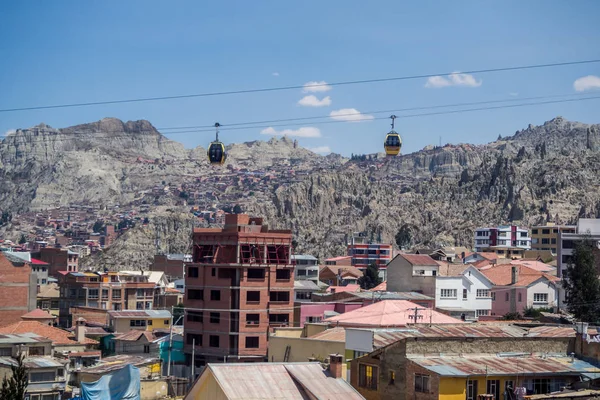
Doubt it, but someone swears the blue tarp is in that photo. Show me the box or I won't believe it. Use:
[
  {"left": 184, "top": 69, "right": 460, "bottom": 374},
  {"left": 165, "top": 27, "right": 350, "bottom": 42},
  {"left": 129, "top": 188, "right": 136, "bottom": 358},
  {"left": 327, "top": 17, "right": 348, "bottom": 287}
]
[{"left": 80, "top": 364, "right": 141, "bottom": 400}]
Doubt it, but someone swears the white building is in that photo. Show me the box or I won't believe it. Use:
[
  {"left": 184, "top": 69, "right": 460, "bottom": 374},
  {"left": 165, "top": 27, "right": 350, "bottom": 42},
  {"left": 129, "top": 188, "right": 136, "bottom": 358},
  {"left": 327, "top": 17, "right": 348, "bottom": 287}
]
[
  {"left": 291, "top": 254, "right": 319, "bottom": 285},
  {"left": 557, "top": 218, "right": 600, "bottom": 278},
  {"left": 474, "top": 225, "right": 531, "bottom": 258},
  {"left": 435, "top": 264, "right": 494, "bottom": 320}
]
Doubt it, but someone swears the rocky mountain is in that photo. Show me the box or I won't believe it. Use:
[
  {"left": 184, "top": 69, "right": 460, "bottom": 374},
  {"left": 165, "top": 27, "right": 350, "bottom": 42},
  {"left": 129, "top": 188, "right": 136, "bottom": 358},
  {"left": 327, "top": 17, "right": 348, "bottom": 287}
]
[{"left": 2, "top": 116, "right": 600, "bottom": 268}]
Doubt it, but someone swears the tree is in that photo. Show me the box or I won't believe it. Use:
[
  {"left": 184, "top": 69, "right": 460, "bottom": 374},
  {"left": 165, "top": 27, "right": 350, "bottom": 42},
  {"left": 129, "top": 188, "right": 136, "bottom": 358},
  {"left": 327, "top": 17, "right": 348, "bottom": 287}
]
[
  {"left": 233, "top": 204, "right": 243, "bottom": 214},
  {"left": 358, "top": 262, "right": 383, "bottom": 290},
  {"left": 0, "top": 352, "right": 28, "bottom": 400},
  {"left": 563, "top": 237, "right": 600, "bottom": 322},
  {"left": 18, "top": 234, "right": 27, "bottom": 245},
  {"left": 92, "top": 220, "right": 104, "bottom": 234},
  {"left": 172, "top": 303, "right": 185, "bottom": 326},
  {"left": 395, "top": 224, "right": 412, "bottom": 250}
]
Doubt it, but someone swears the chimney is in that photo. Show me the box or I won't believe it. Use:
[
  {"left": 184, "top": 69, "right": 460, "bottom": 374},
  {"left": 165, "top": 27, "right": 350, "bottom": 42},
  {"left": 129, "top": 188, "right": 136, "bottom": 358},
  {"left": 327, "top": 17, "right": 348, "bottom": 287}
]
[
  {"left": 75, "top": 317, "right": 86, "bottom": 343},
  {"left": 329, "top": 354, "right": 343, "bottom": 379},
  {"left": 511, "top": 266, "right": 519, "bottom": 285}
]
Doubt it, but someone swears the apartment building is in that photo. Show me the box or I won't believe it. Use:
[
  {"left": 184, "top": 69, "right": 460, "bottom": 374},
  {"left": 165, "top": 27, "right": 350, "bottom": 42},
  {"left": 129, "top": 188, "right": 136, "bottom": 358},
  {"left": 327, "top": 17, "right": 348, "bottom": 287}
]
[
  {"left": 57, "top": 271, "right": 156, "bottom": 327},
  {"left": 557, "top": 218, "right": 600, "bottom": 279},
  {"left": 184, "top": 213, "right": 294, "bottom": 366},
  {"left": 531, "top": 223, "right": 576, "bottom": 255},
  {"left": 0, "top": 252, "right": 37, "bottom": 325},
  {"left": 291, "top": 254, "right": 319, "bottom": 285},
  {"left": 474, "top": 225, "right": 531, "bottom": 258},
  {"left": 347, "top": 233, "right": 392, "bottom": 279},
  {"left": 33, "top": 247, "right": 79, "bottom": 277}
]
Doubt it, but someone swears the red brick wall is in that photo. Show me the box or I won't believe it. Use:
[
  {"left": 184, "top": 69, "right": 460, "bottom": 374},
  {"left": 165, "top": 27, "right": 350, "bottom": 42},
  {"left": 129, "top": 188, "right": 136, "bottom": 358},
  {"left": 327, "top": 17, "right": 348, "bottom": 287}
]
[{"left": 0, "top": 253, "right": 33, "bottom": 325}]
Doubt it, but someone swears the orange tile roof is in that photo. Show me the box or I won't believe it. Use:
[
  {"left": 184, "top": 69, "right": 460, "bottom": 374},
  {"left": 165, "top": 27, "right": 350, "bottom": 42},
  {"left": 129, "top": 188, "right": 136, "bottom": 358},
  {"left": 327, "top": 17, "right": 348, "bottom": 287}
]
[
  {"left": 400, "top": 254, "right": 438, "bottom": 266},
  {"left": 370, "top": 281, "right": 387, "bottom": 291},
  {"left": 21, "top": 308, "right": 56, "bottom": 320},
  {"left": 0, "top": 321, "right": 98, "bottom": 345},
  {"left": 480, "top": 264, "right": 560, "bottom": 287},
  {"left": 319, "top": 265, "right": 363, "bottom": 278}
]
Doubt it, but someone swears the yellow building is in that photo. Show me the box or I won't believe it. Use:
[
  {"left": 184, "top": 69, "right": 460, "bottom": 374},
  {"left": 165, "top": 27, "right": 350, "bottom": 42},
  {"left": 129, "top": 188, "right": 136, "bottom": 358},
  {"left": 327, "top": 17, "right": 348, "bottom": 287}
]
[
  {"left": 107, "top": 310, "right": 171, "bottom": 333},
  {"left": 531, "top": 223, "right": 576, "bottom": 255}
]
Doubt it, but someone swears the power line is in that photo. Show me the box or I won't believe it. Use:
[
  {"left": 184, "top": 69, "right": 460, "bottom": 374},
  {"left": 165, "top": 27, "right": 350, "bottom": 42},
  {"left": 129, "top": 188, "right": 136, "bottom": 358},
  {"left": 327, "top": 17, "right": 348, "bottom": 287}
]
[
  {"left": 1, "top": 59, "right": 599, "bottom": 113},
  {"left": 2, "top": 94, "right": 599, "bottom": 143},
  {"left": 158, "top": 92, "right": 599, "bottom": 131}
]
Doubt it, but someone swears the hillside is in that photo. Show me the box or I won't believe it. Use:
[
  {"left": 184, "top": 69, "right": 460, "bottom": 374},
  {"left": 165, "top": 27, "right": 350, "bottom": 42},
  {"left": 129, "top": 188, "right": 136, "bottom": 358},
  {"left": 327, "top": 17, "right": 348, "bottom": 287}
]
[{"left": 2, "top": 116, "right": 600, "bottom": 268}]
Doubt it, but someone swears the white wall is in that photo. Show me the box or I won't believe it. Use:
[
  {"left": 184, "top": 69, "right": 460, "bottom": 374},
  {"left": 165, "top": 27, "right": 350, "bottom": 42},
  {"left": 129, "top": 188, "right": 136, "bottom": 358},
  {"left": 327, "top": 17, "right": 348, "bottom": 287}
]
[
  {"left": 345, "top": 329, "right": 374, "bottom": 353},
  {"left": 526, "top": 280, "right": 557, "bottom": 309},
  {"left": 435, "top": 267, "right": 492, "bottom": 314}
]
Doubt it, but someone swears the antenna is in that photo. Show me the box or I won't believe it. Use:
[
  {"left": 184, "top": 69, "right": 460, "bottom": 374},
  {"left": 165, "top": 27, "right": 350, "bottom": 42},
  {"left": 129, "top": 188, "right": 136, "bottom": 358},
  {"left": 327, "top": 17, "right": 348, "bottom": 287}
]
[{"left": 390, "top": 115, "right": 397, "bottom": 130}]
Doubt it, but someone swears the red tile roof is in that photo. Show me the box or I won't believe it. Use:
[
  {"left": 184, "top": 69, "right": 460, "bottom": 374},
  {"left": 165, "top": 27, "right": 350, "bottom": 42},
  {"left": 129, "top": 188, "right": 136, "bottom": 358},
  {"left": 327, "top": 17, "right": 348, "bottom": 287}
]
[
  {"left": 30, "top": 258, "right": 49, "bottom": 265},
  {"left": 480, "top": 264, "right": 560, "bottom": 287},
  {"left": 370, "top": 281, "right": 387, "bottom": 291},
  {"left": 114, "top": 330, "right": 156, "bottom": 342},
  {"left": 21, "top": 308, "right": 56, "bottom": 320},
  {"left": 0, "top": 321, "right": 98, "bottom": 345},
  {"left": 400, "top": 254, "right": 438, "bottom": 266}
]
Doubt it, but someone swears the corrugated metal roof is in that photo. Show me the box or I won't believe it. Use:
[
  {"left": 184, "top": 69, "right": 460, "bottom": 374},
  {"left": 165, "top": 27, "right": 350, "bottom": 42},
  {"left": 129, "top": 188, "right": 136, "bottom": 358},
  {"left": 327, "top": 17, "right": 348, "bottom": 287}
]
[
  {"left": 81, "top": 354, "right": 160, "bottom": 374},
  {"left": 108, "top": 310, "right": 171, "bottom": 319},
  {"left": 207, "top": 362, "right": 364, "bottom": 399},
  {"left": 408, "top": 355, "right": 599, "bottom": 377},
  {"left": 292, "top": 255, "right": 318, "bottom": 261},
  {"left": 0, "top": 333, "right": 48, "bottom": 344}
]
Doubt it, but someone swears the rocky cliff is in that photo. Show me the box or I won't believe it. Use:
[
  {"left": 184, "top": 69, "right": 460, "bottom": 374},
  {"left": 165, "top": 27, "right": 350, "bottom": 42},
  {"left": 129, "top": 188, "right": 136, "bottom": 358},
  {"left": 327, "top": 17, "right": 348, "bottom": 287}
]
[{"left": 2, "top": 116, "right": 600, "bottom": 267}]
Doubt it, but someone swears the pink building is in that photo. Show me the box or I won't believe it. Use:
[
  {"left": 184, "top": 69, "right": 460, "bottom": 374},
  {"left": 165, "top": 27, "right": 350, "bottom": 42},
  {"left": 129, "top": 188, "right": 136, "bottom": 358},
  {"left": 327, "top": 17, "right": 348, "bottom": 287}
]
[
  {"left": 294, "top": 302, "right": 363, "bottom": 327},
  {"left": 481, "top": 264, "right": 560, "bottom": 317}
]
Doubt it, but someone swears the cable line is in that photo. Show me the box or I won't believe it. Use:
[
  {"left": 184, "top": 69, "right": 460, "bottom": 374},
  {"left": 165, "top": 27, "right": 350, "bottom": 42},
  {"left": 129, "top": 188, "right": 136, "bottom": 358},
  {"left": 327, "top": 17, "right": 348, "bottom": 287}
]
[{"left": 1, "top": 59, "right": 599, "bottom": 113}]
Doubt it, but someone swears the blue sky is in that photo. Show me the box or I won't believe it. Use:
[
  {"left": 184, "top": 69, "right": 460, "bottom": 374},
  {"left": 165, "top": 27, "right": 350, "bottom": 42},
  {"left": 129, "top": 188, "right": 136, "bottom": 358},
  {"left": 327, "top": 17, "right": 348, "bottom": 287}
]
[{"left": 1, "top": 1, "right": 599, "bottom": 156}]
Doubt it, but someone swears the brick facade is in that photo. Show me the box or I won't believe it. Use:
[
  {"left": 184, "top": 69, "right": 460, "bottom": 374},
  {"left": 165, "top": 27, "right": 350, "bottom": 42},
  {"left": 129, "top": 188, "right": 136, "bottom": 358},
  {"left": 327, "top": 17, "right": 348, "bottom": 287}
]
[{"left": 0, "top": 253, "right": 36, "bottom": 325}]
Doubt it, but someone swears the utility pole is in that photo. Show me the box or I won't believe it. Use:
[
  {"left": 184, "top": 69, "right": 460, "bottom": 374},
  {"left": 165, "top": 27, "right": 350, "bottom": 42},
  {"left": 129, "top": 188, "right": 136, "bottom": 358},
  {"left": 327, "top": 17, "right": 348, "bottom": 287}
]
[
  {"left": 409, "top": 307, "right": 426, "bottom": 324},
  {"left": 167, "top": 305, "right": 174, "bottom": 376},
  {"left": 191, "top": 338, "right": 195, "bottom": 379}
]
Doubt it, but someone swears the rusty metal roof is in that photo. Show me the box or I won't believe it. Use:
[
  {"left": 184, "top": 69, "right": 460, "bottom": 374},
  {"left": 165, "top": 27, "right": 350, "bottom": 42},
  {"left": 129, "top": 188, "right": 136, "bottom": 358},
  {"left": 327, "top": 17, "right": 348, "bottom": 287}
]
[
  {"left": 309, "top": 327, "right": 346, "bottom": 342},
  {"left": 205, "top": 362, "right": 364, "bottom": 399},
  {"left": 408, "top": 354, "right": 600, "bottom": 378}
]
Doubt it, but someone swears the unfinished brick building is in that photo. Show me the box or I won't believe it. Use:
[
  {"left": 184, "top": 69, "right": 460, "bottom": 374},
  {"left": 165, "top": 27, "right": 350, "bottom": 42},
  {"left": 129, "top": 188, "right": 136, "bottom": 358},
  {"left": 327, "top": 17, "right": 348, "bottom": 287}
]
[{"left": 184, "top": 214, "right": 294, "bottom": 366}]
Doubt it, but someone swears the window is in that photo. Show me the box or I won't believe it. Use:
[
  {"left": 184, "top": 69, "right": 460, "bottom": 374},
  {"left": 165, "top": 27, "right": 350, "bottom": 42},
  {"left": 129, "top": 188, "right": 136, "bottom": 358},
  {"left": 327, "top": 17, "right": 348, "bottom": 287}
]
[
  {"left": 187, "top": 312, "right": 203, "bottom": 323},
  {"left": 491, "top": 292, "right": 496, "bottom": 301},
  {"left": 542, "top": 238, "right": 550, "bottom": 244},
  {"left": 542, "top": 229, "right": 550, "bottom": 235},
  {"left": 245, "top": 337, "right": 259, "bottom": 348},
  {"left": 534, "top": 293, "right": 548, "bottom": 303},
  {"left": 210, "top": 312, "right": 220, "bottom": 324},
  {"left": 270, "top": 291, "right": 290, "bottom": 302},
  {"left": 358, "top": 364, "right": 378, "bottom": 390},
  {"left": 30, "top": 371, "right": 55, "bottom": 382},
  {"left": 209, "top": 335, "right": 219, "bottom": 347},
  {"left": 247, "top": 268, "right": 265, "bottom": 279},
  {"left": 487, "top": 379, "right": 501, "bottom": 400},
  {"left": 532, "top": 229, "right": 539, "bottom": 234},
  {"left": 520, "top": 232, "right": 527, "bottom": 237},
  {"left": 57, "top": 368, "right": 64, "bottom": 377},
  {"left": 505, "top": 293, "right": 509, "bottom": 301},
  {"left": 112, "top": 289, "right": 121, "bottom": 299},
  {"left": 148, "top": 320, "right": 153, "bottom": 326},
  {"left": 211, "top": 290, "right": 221, "bottom": 301},
  {"left": 136, "top": 289, "right": 145, "bottom": 298},
  {"left": 463, "top": 289, "right": 468, "bottom": 299},
  {"left": 188, "top": 267, "right": 198, "bottom": 278},
  {"left": 211, "top": 267, "right": 216, "bottom": 276},
  {"left": 144, "top": 345, "right": 150, "bottom": 353},
  {"left": 306, "top": 316, "right": 322, "bottom": 323},
  {"left": 440, "top": 289, "right": 457, "bottom": 298},
  {"left": 164, "top": 319, "right": 170, "bottom": 325},
  {"left": 389, "top": 370, "right": 395, "bottom": 385},
  {"left": 414, "top": 373, "right": 430, "bottom": 393},
  {"left": 130, "top": 319, "right": 147, "bottom": 327},
  {"left": 518, "top": 293, "right": 522, "bottom": 302},
  {"left": 476, "top": 289, "right": 490, "bottom": 298},
  {"left": 551, "top": 238, "right": 556, "bottom": 244},
  {"left": 247, "top": 291, "right": 260, "bottom": 303},
  {"left": 102, "top": 289, "right": 109, "bottom": 299},
  {"left": 28, "top": 346, "right": 45, "bottom": 356},
  {"left": 246, "top": 314, "right": 260, "bottom": 325},
  {"left": 276, "top": 269, "right": 291, "bottom": 280},
  {"left": 296, "top": 291, "right": 311, "bottom": 300},
  {"left": 476, "top": 309, "right": 489, "bottom": 317},
  {"left": 188, "top": 289, "right": 203, "bottom": 300},
  {"left": 269, "top": 314, "right": 289, "bottom": 325},
  {"left": 136, "top": 302, "right": 143, "bottom": 310},
  {"left": 467, "top": 380, "right": 478, "bottom": 400},
  {"left": 146, "top": 301, "right": 152, "bottom": 309},
  {"left": 0, "top": 348, "right": 12, "bottom": 356},
  {"left": 88, "top": 289, "right": 98, "bottom": 299},
  {"left": 187, "top": 333, "right": 201, "bottom": 345}
]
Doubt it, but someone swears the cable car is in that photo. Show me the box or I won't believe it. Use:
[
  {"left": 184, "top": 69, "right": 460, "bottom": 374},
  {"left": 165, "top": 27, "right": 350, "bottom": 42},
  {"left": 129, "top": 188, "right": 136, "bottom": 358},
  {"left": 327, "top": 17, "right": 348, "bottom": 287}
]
[
  {"left": 207, "top": 122, "right": 227, "bottom": 165},
  {"left": 384, "top": 115, "right": 402, "bottom": 156}
]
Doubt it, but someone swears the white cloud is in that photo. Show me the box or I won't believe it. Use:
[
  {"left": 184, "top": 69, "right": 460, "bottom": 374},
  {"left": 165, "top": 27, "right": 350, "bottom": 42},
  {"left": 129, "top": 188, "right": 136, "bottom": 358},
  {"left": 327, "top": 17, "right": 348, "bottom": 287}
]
[
  {"left": 425, "top": 72, "right": 482, "bottom": 88},
  {"left": 308, "top": 146, "right": 332, "bottom": 154},
  {"left": 272, "top": 72, "right": 280, "bottom": 77},
  {"left": 573, "top": 75, "right": 600, "bottom": 92},
  {"left": 509, "top": 92, "right": 519, "bottom": 97},
  {"left": 302, "top": 80, "right": 332, "bottom": 93},
  {"left": 260, "top": 126, "right": 321, "bottom": 138},
  {"left": 298, "top": 95, "right": 332, "bottom": 107},
  {"left": 329, "top": 108, "right": 374, "bottom": 122}
]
